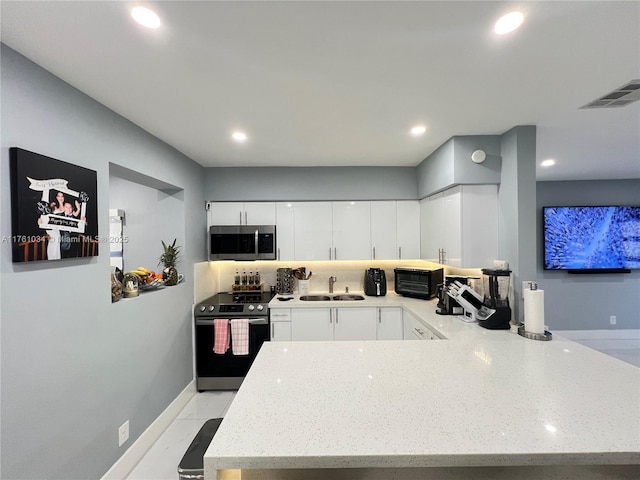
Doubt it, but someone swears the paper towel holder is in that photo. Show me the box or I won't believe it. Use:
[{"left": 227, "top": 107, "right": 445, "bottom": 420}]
[{"left": 517, "top": 324, "right": 553, "bottom": 341}]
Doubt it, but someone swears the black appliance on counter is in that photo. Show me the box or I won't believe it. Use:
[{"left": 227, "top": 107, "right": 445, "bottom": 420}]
[
  {"left": 364, "top": 268, "right": 387, "bottom": 296},
  {"left": 436, "top": 276, "right": 468, "bottom": 315},
  {"left": 194, "top": 291, "right": 273, "bottom": 390},
  {"left": 394, "top": 268, "right": 444, "bottom": 299},
  {"left": 478, "top": 268, "right": 512, "bottom": 329}
]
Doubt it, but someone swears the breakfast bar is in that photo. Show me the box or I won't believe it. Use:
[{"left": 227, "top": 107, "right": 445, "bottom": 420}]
[{"left": 204, "top": 297, "right": 640, "bottom": 480}]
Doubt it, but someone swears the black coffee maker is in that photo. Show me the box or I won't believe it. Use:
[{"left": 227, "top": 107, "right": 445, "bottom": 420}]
[
  {"left": 364, "top": 268, "right": 387, "bottom": 296},
  {"left": 478, "top": 269, "right": 512, "bottom": 329}
]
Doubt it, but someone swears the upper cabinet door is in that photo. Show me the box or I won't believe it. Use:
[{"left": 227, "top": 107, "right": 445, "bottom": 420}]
[
  {"left": 206, "top": 202, "right": 275, "bottom": 226},
  {"left": 396, "top": 200, "right": 420, "bottom": 259},
  {"left": 293, "top": 202, "right": 333, "bottom": 260},
  {"left": 276, "top": 202, "right": 295, "bottom": 261},
  {"left": 371, "top": 201, "right": 397, "bottom": 260},
  {"left": 440, "top": 187, "right": 462, "bottom": 266},
  {"left": 207, "top": 202, "right": 244, "bottom": 226},
  {"left": 332, "top": 202, "right": 371, "bottom": 260},
  {"left": 243, "top": 202, "right": 276, "bottom": 225}
]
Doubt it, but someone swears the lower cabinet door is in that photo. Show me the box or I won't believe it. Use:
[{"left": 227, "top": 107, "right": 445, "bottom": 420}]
[
  {"left": 291, "top": 308, "right": 333, "bottom": 341},
  {"left": 271, "top": 322, "right": 291, "bottom": 341},
  {"left": 377, "top": 307, "right": 403, "bottom": 340},
  {"left": 334, "top": 308, "right": 377, "bottom": 341}
]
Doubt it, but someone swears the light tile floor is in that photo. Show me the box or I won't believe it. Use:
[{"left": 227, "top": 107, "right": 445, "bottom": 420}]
[
  {"left": 126, "top": 390, "right": 236, "bottom": 480},
  {"left": 125, "top": 331, "right": 639, "bottom": 479}
]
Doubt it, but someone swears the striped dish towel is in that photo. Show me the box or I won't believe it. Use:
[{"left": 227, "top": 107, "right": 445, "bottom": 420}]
[
  {"left": 213, "top": 319, "right": 230, "bottom": 354},
  {"left": 230, "top": 319, "right": 249, "bottom": 355}
]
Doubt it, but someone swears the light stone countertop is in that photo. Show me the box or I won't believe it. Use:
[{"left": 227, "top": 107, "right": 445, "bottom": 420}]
[{"left": 205, "top": 292, "right": 640, "bottom": 476}]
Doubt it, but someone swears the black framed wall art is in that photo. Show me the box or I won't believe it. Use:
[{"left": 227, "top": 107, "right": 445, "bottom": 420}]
[{"left": 9, "top": 147, "right": 99, "bottom": 263}]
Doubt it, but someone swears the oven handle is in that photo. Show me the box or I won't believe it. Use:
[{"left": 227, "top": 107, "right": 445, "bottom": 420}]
[{"left": 195, "top": 317, "right": 268, "bottom": 326}]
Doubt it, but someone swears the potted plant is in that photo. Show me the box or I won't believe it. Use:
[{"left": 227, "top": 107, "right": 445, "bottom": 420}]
[{"left": 159, "top": 238, "right": 181, "bottom": 286}]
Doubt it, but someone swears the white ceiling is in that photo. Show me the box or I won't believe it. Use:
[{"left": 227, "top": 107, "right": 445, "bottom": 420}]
[{"left": 1, "top": 1, "right": 639, "bottom": 181}]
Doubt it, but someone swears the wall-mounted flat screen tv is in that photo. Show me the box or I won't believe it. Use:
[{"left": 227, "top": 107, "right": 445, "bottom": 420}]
[{"left": 543, "top": 206, "right": 640, "bottom": 271}]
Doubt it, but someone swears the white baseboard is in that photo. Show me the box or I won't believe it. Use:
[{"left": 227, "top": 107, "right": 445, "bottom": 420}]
[{"left": 101, "top": 379, "right": 196, "bottom": 480}]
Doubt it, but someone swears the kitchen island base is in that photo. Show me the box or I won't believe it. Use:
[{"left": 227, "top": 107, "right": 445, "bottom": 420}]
[{"left": 215, "top": 465, "right": 640, "bottom": 480}]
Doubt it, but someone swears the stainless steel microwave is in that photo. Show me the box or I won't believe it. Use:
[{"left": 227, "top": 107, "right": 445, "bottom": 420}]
[{"left": 209, "top": 225, "right": 277, "bottom": 261}]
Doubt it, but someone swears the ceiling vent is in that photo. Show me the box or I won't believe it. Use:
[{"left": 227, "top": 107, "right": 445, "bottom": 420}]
[{"left": 581, "top": 80, "right": 640, "bottom": 109}]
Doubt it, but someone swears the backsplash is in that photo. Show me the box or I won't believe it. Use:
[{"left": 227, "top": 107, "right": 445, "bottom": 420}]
[{"left": 194, "top": 260, "right": 482, "bottom": 301}]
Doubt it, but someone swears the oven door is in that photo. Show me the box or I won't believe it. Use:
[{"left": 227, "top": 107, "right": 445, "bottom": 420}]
[{"left": 194, "top": 317, "right": 269, "bottom": 390}]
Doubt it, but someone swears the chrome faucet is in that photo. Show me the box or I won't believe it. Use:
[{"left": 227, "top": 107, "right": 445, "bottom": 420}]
[{"left": 329, "top": 276, "right": 337, "bottom": 293}]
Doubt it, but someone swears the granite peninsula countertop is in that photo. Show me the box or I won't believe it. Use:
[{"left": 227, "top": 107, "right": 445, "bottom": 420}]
[{"left": 204, "top": 293, "right": 640, "bottom": 477}]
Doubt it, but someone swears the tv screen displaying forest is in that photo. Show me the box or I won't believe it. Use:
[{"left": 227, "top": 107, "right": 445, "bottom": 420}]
[{"left": 543, "top": 206, "right": 640, "bottom": 270}]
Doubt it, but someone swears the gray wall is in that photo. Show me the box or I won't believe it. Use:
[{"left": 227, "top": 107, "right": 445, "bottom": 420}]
[
  {"left": 1, "top": 45, "right": 206, "bottom": 479},
  {"left": 204, "top": 166, "right": 418, "bottom": 201},
  {"left": 416, "top": 135, "right": 501, "bottom": 198},
  {"left": 498, "top": 126, "right": 537, "bottom": 324},
  {"left": 537, "top": 180, "right": 640, "bottom": 330}
]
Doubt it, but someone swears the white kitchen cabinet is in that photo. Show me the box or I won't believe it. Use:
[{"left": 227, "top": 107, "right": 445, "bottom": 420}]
[
  {"left": 206, "top": 202, "right": 276, "bottom": 226},
  {"left": 290, "top": 307, "right": 377, "bottom": 341},
  {"left": 396, "top": 200, "right": 420, "bottom": 259},
  {"left": 293, "top": 202, "right": 333, "bottom": 261},
  {"left": 332, "top": 202, "right": 371, "bottom": 260},
  {"left": 420, "top": 185, "right": 498, "bottom": 268},
  {"left": 371, "top": 201, "right": 420, "bottom": 260},
  {"left": 334, "top": 307, "right": 377, "bottom": 341},
  {"left": 371, "top": 201, "right": 397, "bottom": 260},
  {"left": 270, "top": 308, "right": 292, "bottom": 342},
  {"left": 275, "top": 202, "right": 295, "bottom": 261},
  {"left": 376, "top": 307, "right": 403, "bottom": 340},
  {"left": 290, "top": 308, "right": 333, "bottom": 341},
  {"left": 402, "top": 310, "right": 442, "bottom": 340}
]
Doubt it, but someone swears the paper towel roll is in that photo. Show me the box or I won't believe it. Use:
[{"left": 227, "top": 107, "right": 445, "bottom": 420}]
[{"left": 524, "top": 288, "right": 545, "bottom": 334}]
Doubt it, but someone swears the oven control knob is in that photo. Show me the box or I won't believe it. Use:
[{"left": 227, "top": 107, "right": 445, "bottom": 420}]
[
  {"left": 256, "top": 305, "right": 264, "bottom": 311},
  {"left": 248, "top": 304, "right": 255, "bottom": 311},
  {"left": 199, "top": 305, "right": 206, "bottom": 312},
  {"left": 208, "top": 305, "right": 215, "bottom": 312}
]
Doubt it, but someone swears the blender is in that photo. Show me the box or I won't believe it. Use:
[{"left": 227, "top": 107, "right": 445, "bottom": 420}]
[{"left": 479, "top": 269, "right": 512, "bottom": 329}]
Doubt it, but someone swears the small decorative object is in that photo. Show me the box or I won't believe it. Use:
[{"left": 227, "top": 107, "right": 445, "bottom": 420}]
[
  {"left": 159, "top": 238, "right": 181, "bottom": 286},
  {"left": 123, "top": 273, "right": 139, "bottom": 298},
  {"left": 111, "top": 267, "right": 122, "bottom": 302}
]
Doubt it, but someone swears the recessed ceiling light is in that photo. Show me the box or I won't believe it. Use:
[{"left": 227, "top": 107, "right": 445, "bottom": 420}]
[
  {"left": 541, "top": 159, "right": 556, "bottom": 167},
  {"left": 494, "top": 11, "right": 524, "bottom": 35},
  {"left": 131, "top": 6, "right": 161, "bottom": 29},
  {"left": 410, "top": 125, "right": 427, "bottom": 136},
  {"left": 232, "top": 131, "right": 248, "bottom": 142}
]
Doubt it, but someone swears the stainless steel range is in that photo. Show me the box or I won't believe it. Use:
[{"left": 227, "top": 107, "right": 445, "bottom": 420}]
[{"left": 194, "top": 291, "right": 272, "bottom": 390}]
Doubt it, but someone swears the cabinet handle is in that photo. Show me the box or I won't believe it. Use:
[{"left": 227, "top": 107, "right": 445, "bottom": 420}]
[
  {"left": 330, "top": 310, "right": 333, "bottom": 324},
  {"left": 373, "top": 246, "right": 376, "bottom": 260},
  {"left": 335, "top": 309, "right": 338, "bottom": 324},
  {"left": 334, "top": 247, "right": 337, "bottom": 260},
  {"left": 244, "top": 211, "right": 248, "bottom": 225},
  {"left": 378, "top": 309, "right": 381, "bottom": 324},
  {"left": 239, "top": 212, "right": 242, "bottom": 225},
  {"left": 399, "top": 246, "right": 402, "bottom": 259},
  {"left": 277, "top": 248, "right": 281, "bottom": 261}
]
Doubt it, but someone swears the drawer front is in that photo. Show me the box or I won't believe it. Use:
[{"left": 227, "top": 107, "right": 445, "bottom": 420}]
[{"left": 270, "top": 309, "right": 291, "bottom": 322}]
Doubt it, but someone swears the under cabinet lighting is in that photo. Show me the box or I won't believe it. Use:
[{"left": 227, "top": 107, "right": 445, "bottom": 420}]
[
  {"left": 131, "top": 6, "right": 161, "bottom": 29},
  {"left": 541, "top": 159, "right": 556, "bottom": 167}
]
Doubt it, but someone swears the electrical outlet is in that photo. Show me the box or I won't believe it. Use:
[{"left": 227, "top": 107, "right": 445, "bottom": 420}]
[
  {"left": 118, "top": 420, "right": 129, "bottom": 447},
  {"left": 610, "top": 315, "right": 617, "bottom": 325}
]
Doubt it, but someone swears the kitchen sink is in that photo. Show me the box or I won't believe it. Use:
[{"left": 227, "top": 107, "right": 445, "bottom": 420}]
[
  {"left": 299, "top": 295, "right": 332, "bottom": 301},
  {"left": 331, "top": 294, "right": 365, "bottom": 301}
]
